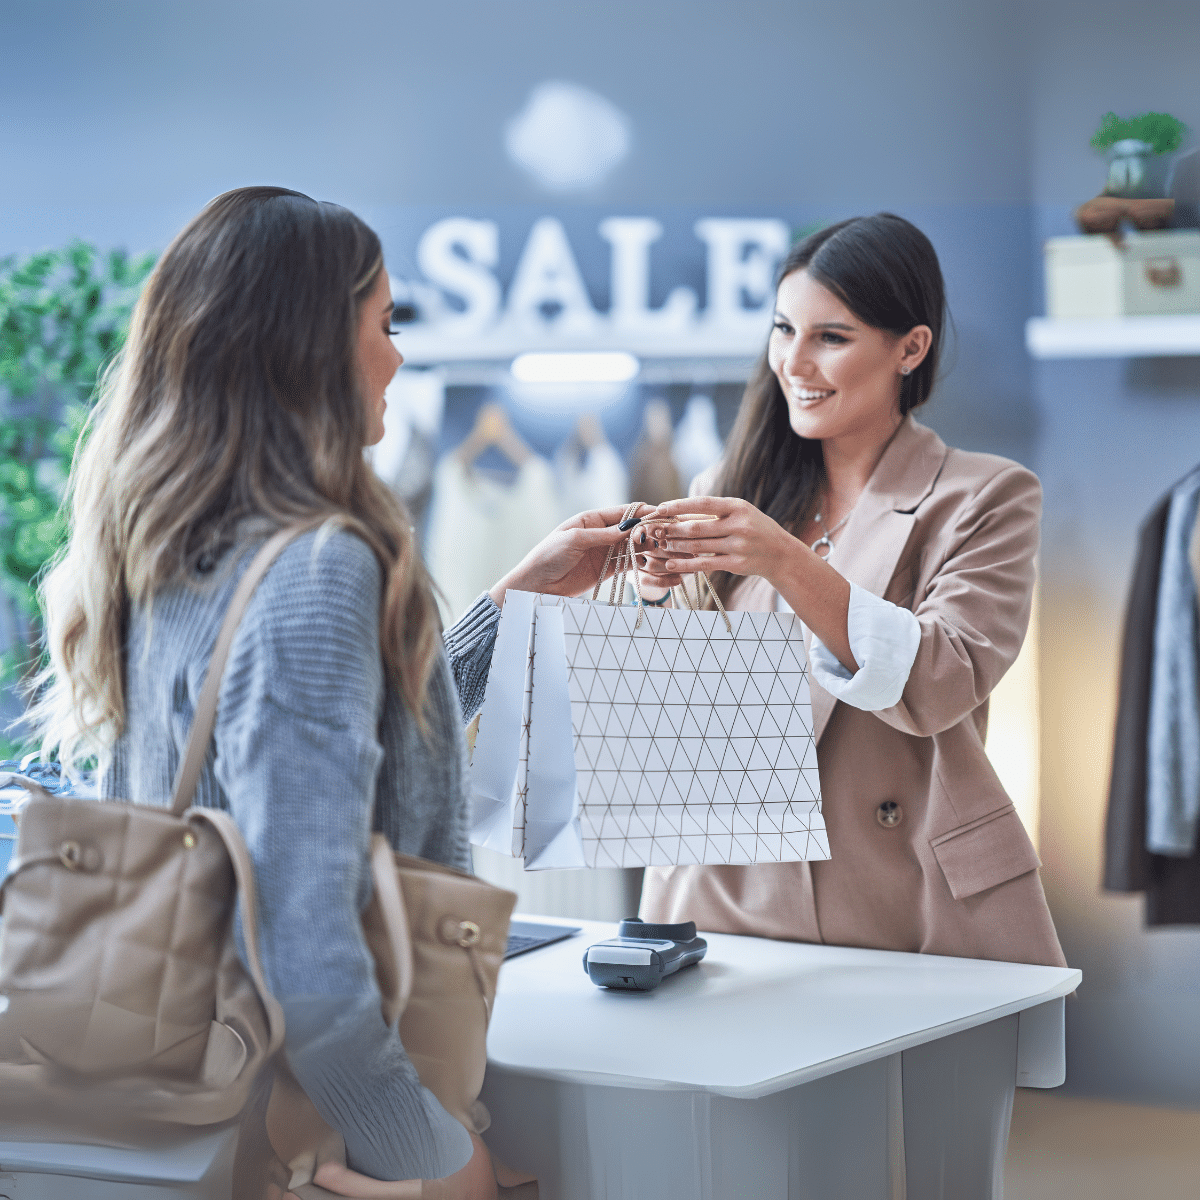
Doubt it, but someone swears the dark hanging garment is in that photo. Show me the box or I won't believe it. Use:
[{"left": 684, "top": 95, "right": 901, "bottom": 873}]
[
  {"left": 1104, "top": 490, "right": 1200, "bottom": 924},
  {"left": 1104, "top": 495, "right": 1169, "bottom": 892}
]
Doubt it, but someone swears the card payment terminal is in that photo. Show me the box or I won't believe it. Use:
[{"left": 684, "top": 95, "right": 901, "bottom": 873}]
[{"left": 583, "top": 919, "right": 707, "bottom": 991}]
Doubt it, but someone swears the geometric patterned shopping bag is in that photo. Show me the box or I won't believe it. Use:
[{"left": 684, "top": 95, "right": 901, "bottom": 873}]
[
  {"left": 470, "top": 589, "right": 828, "bottom": 870},
  {"left": 557, "top": 599, "right": 828, "bottom": 867}
]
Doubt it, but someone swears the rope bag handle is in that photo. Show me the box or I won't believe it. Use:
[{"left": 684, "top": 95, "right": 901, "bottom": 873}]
[{"left": 591, "top": 503, "right": 732, "bottom": 633}]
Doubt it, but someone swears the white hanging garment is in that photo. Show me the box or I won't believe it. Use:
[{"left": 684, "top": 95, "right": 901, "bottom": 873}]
[
  {"left": 371, "top": 371, "right": 446, "bottom": 531},
  {"left": 425, "top": 454, "right": 560, "bottom": 624},
  {"left": 554, "top": 442, "right": 629, "bottom": 520},
  {"left": 390, "top": 426, "right": 439, "bottom": 530},
  {"left": 371, "top": 369, "right": 446, "bottom": 485},
  {"left": 672, "top": 394, "right": 724, "bottom": 491},
  {"left": 630, "top": 399, "right": 682, "bottom": 506}
]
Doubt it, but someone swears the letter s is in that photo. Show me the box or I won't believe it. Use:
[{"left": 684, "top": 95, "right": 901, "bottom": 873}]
[{"left": 416, "top": 219, "right": 501, "bottom": 335}]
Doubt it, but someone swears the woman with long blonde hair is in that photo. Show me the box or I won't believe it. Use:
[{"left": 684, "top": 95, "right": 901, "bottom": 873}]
[{"left": 33, "top": 186, "right": 642, "bottom": 1198}]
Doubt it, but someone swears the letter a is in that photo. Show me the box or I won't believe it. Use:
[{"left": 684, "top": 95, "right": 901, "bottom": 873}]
[{"left": 506, "top": 218, "right": 599, "bottom": 336}]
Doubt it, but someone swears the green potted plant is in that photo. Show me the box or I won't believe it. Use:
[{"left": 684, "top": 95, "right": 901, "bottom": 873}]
[
  {"left": 0, "top": 242, "right": 155, "bottom": 754},
  {"left": 1091, "top": 111, "right": 1188, "bottom": 198}
]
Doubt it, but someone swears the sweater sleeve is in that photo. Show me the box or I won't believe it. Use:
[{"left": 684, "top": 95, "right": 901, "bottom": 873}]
[
  {"left": 443, "top": 592, "right": 502, "bottom": 722},
  {"left": 213, "top": 530, "right": 471, "bottom": 1182}
]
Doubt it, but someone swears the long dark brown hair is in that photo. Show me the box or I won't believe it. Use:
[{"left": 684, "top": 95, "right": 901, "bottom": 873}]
[
  {"left": 34, "top": 186, "right": 444, "bottom": 767},
  {"left": 707, "top": 212, "right": 947, "bottom": 605}
]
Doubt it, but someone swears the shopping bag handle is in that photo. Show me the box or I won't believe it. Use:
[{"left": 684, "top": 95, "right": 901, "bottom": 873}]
[
  {"left": 592, "top": 504, "right": 642, "bottom": 610},
  {"left": 592, "top": 504, "right": 732, "bottom": 633}
]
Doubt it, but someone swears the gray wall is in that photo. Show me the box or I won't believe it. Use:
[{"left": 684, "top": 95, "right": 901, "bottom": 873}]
[
  {"left": 1025, "top": 0, "right": 1200, "bottom": 1105},
  {"left": 3, "top": 0, "right": 1199, "bottom": 1103},
  {"left": 1, "top": 0, "right": 1041, "bottom": 472}
]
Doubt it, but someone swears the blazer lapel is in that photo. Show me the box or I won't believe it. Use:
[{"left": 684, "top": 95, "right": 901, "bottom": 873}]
[{"left": 808, "top": 418, "right": 948, "bottom": 744}]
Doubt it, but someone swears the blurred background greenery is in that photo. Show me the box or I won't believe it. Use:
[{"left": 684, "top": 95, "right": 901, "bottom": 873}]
[{"left": 0, "top": 244, "right": 155, "bottom": 755}]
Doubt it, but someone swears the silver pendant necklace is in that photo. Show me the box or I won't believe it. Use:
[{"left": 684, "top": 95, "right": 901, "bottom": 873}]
[{"left": 810, "top": 507, "right": 853, "bottom": 558}]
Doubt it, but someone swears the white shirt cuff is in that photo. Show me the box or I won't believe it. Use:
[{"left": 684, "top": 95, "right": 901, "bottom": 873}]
[{"left": 809, "top": 582, "right": 921, "bottom": 711}]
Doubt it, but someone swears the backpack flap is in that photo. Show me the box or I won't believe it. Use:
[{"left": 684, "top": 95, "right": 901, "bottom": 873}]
[{"left": 0, "top": 792, "right": 236, "bottom": 1077}]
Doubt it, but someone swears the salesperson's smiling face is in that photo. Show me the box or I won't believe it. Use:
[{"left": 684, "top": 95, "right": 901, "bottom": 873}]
[{"left": 768, "top": 269, "right": 931, "bottom": 446}]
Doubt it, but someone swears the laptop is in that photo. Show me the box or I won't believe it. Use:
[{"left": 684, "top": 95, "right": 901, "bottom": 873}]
[{"left": 505, "top": 919, "right": 581, "bottom": 960}]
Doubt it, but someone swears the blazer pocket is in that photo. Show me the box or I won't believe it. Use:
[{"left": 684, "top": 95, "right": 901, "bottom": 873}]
[{"left": 930, "top": 806, "right": 1041, "bottom": 901}]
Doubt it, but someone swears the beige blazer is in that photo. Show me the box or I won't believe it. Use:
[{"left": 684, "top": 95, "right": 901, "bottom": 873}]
[{"left": 641, "top": 417, "right": 1066, "bottom": 967}]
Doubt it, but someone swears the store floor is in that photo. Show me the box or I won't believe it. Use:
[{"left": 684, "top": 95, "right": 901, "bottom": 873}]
[{"left": 1005, "top": 1089, "right": 1200, "bottom": 1198}]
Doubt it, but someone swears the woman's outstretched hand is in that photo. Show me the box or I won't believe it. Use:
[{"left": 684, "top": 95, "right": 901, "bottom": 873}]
[
  {"left": 639, "top": 494, "right": 858, "bottom": 673},
  {"left": 488, "top": 503, "right": 657, "bottom": 608},
  {"left": 636, "top": 495, "right": 794, "bottom": 586}
]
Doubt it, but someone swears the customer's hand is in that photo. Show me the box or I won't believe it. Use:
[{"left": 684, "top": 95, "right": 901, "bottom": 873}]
[
  {"left": 298, "top": 1134, "right": 497, "bottom": 1200},
  {"left": 488, "top": 503, "right": 656, "bottom": 608}
]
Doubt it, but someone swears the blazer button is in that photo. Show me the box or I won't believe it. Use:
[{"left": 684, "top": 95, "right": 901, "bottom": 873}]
[{"left": 876, "top": 801, "right": 903, "bottom": 828}]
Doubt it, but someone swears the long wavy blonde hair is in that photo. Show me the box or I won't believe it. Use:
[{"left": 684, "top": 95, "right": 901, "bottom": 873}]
[{"left": 31, "top": 186, "right": 443, "bottom": 771}]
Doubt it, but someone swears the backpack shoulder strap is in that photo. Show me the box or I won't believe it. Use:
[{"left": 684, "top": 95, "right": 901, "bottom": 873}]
[
  {"left": 189, "top": 805, "right": 287, "bottom": 1057},
  {"left": 169, "top": 519, "right": 325, "bottom": 817}
]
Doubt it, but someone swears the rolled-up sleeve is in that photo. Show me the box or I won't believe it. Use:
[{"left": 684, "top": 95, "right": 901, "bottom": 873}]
[{"left": 810, "top": 583, "right": 921, "bottom": 710}]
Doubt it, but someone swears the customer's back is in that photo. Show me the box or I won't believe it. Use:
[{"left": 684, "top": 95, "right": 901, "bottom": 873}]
[{"left": 29, "top": 186, "right": 484, "bottom": 1188}]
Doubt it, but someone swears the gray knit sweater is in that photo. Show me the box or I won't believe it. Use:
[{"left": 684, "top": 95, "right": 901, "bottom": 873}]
[{"left": 102, "top": 529, "right": 501, "bottom": 1182}]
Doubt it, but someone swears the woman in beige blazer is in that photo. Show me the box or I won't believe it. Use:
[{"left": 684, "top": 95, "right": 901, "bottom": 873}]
[{"left": 637, "top": 213, "right": 1065, "bottom": 969}]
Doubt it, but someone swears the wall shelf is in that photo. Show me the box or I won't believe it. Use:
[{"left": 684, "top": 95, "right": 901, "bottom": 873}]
[{"left": 1026, "top": 314, "right": 1200, "bottom": 359}]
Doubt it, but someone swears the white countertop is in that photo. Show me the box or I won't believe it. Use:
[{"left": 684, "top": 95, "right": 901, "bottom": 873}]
[{"left": 488, "top": 918, "right": 1081, "bottom": 1099}]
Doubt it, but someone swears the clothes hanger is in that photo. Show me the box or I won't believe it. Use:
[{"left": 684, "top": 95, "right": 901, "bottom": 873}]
[
  {"left": 573, "top": 413, "right": 608, "bottom": 449},
  {"left": 455, "top": 403, "right": 533, "bottom": 469},
  {"left": 641, "top": 398, "right": 675, "bottom": 448},
  {"left": 559, "top": 413, "right": 609, "bottom": 468}
]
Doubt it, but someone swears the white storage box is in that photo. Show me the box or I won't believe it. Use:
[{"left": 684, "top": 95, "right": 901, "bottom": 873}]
[{"left": 1044, "top": 231, "right": 1200, "bottom": 318}]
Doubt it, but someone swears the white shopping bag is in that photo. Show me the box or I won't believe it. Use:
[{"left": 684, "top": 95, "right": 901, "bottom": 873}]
[
  {"left": 469, "top": 589, "right": 536, "bottom": 858},
  {"left": 469, "top": 591, "right": 589, "bottom": 869},
  {"left": 470, "top": 589, "right": 829, "bottom": 869}
]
